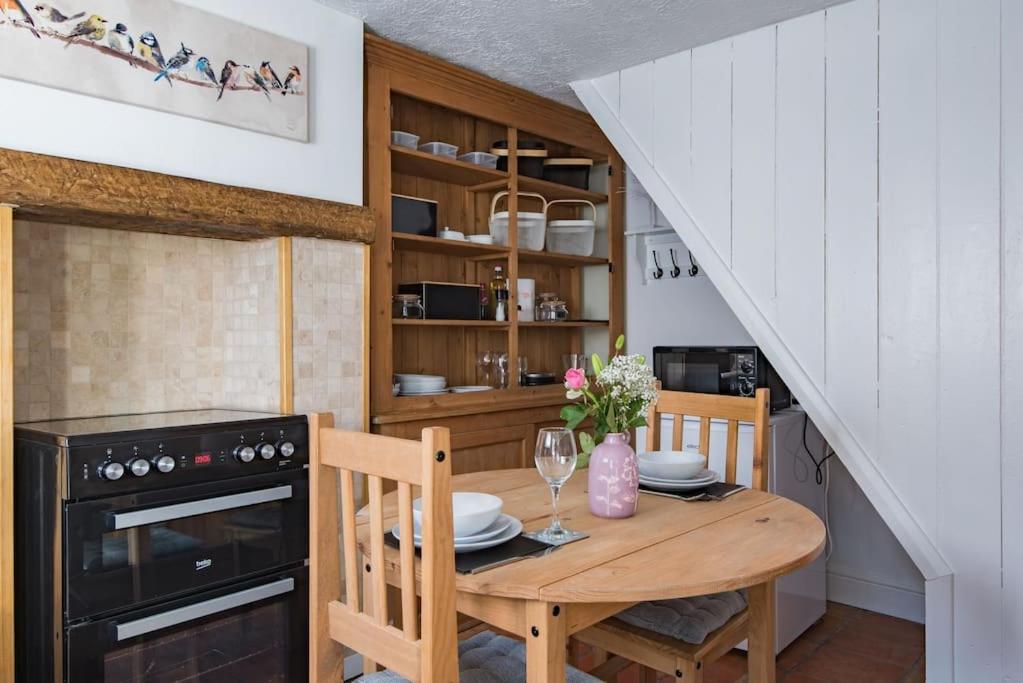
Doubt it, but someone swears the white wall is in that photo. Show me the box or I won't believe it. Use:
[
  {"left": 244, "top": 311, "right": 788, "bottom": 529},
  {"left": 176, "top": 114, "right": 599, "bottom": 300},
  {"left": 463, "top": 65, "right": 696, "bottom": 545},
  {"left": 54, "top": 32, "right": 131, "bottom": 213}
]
[
  {"left": 576, "top": 0, "right": 1019, "bottom": 679},
  {"left": 0, "top": 0, "right": 363, "bottom": 204},
  {"left": 626, "top": 168, "right": 925, "bottom": 623}
]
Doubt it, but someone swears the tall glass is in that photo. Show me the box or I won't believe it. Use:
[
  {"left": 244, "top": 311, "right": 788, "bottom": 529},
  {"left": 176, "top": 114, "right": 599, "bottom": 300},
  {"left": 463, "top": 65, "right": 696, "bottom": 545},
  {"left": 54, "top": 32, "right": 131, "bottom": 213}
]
[{"left": 532, "top": 427, "right": 584, "bottom": 543}]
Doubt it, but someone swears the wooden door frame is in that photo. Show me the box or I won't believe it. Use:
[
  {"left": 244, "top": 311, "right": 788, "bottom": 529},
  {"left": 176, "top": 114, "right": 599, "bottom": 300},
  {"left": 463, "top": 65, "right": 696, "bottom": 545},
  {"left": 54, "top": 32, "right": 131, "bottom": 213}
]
[{"left": 1, "top": 204, "right": 14, "bottom": 683}]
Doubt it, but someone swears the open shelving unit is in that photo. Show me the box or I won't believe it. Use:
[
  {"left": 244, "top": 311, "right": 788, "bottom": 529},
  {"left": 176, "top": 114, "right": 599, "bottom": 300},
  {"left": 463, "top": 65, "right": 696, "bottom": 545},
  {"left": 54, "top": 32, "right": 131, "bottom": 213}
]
[{"left": 366, "top": 35, "right": 624, "bottom": 424}]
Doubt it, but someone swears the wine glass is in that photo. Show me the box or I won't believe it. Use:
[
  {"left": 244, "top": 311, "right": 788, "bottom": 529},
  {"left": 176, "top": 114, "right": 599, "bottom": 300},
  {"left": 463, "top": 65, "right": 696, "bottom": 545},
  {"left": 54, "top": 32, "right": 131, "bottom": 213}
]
[
  {"left": 532, "top": 427, "right": 585, "bottom": 544},
  {"left": 476, "top": 350, "right": 493, "bottom": 387}
]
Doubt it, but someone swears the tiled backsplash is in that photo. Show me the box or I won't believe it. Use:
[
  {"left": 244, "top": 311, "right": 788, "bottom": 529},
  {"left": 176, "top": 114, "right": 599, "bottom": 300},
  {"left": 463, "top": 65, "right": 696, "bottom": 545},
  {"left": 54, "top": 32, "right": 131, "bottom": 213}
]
[{"left": 13, "top": 221, "right": 363, "bottom": 428}]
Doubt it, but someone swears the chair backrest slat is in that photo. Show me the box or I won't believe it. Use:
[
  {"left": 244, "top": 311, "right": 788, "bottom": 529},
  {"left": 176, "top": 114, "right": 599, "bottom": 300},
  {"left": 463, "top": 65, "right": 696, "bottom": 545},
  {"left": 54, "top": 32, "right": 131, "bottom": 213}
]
[
  {"left": 397, "top": 481, "right": 418, "bottom": 640},
  {"left": 646, "top": 389, "right": 771, "bottom": 491},
  {"left": 309, "top": 414, "right": 458, "bottom": 683}
]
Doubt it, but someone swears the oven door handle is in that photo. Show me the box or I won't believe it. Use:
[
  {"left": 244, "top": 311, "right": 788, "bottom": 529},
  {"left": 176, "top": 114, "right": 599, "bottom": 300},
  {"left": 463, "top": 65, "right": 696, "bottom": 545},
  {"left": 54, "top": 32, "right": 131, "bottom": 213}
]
[
  {"left": 114, "top": 577, "right": 295, "bottom": 641},
  {"left": 109, "top": 485, "right": 293, "bottom": 530}
]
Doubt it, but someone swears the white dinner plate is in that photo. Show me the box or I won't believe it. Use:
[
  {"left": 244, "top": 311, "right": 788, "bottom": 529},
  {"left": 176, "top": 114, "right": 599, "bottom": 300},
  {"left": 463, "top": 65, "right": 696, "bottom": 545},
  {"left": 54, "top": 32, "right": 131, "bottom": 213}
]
[
  {"left": 400, "top": 384, "right": 447, "bottom": 392},
  {"left": 393, "top": 513, "right": 513, "bottom": 545},
  {"left": 392, "top": 516, "right": 523, "bottom": 554},
  {"left": 639, "top": 471, "right": 720, "bottom": 491},
  {"left": 395, "top": 374, "right": 446, "bottom": 382},
  {"left": 639, "top": 469, "right": 716, "bottom": 485},
  {"left": 449, "top": 385, "right": 494, "bottom": 393},
  {"left": 399, "top": 390, "right": 448, "bottom": 396}
]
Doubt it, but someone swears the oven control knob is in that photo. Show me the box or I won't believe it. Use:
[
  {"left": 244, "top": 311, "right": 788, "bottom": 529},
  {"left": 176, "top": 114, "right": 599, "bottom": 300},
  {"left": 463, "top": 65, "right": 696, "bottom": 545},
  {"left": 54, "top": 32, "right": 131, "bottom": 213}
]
[
  {"left": 255, "top": 442, "right": 275, "bottom": 460},
  {"left": 153, "top": 455, "right": 176, "bottom": 473},
  {"left": 739, "top": 358, "right": 755, "bottom": 374},
  {"left": 276, "top": 440, "right": 295, "bottom": 459},
  {"left": 233, "top": 445, "right": 256, "bottom": 463},
  {"left": 127, "top": 458, "right": 150, "bottom": 477},
  {"left": 99, "top": 462, "right": 125, "bottom": 481}
]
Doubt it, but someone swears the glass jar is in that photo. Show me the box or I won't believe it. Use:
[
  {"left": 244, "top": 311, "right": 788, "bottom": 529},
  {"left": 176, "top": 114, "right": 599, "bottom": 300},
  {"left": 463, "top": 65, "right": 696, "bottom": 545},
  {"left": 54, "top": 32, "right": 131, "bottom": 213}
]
[
  {"left": 538, "top": 299, "right": 569, "bottom": 322},
  {"left": 392, "top": 294, "right": 424, "bottom": 319}
]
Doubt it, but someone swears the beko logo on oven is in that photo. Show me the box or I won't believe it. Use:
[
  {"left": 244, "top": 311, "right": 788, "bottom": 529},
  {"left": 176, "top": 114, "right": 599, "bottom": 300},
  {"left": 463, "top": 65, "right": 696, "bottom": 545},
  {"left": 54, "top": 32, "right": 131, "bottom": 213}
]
[{"left": 195, "top": 559, "right": 213, "bottom": 571}]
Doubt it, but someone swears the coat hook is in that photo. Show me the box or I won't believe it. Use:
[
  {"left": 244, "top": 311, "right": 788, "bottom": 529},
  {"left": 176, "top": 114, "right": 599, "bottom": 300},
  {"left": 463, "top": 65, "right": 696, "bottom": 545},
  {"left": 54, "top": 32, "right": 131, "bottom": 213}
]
[
  {"left": 651, "top": 250, "right": 664, "bottom": 280},
  {"left": 687, "top": 250, "right": 699, "bottom": 277},
  {"left": 668, "top": 248, "right": 682, "bottom": 278}
]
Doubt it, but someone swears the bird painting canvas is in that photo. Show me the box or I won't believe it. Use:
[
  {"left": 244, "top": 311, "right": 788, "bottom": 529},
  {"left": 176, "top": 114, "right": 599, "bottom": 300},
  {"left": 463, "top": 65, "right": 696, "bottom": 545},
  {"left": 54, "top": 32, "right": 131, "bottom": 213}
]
[{"left": 0, "top": 0, "right": 309, "bottom": 141}]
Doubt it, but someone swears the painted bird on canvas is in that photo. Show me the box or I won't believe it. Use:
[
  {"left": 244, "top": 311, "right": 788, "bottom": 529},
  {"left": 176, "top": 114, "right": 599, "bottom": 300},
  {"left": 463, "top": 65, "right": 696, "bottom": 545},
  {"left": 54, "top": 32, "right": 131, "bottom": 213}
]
[
  {"left": 153, "top": 43, "right": 195, "bottom": 85},
  {"left": 137, "top": 31, "right": 165, "bottom": 70},
  {"left": 107, "top": 22, "right": 133, "bottom": 57},
  {"left": 63, "top": 13, "right": 106, "bottom": 47},
  {"left": 242, "top": 65, "right": 272, "bottom": 101},
  {"left": 216, "top": 59, "right": 240, "bottom": 101},
  {"left": 33, "top": 2, "right": 82, "bottom": 24},
  {"left": 1, "top": 0, "right": 41, "bottom": 38},
  {"left": 259, "top": 61, "right": 283, "bottom": 91},
  {"left": 282, "top": 66, "right": 301, "bottom": 96},
  {"left": 195, "top": 56, "right": 218, "bottom": 87}
]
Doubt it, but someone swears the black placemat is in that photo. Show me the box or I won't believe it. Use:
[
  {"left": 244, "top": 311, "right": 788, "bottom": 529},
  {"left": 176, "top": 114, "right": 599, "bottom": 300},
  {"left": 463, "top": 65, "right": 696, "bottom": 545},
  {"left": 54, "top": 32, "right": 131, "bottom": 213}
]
[
  {"left": 638, "top": 481, "right": 747, "bottom": 502},
  {"left": 384, "top": 532, "right": 555, "bottom": 574}
]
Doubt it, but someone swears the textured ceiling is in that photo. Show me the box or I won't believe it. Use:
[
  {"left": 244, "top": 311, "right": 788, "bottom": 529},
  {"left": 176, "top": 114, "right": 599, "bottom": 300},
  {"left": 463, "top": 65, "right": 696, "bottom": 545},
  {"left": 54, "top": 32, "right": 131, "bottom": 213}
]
[{"left": 319, "top": 0, "right": 849, "bottom": 106}]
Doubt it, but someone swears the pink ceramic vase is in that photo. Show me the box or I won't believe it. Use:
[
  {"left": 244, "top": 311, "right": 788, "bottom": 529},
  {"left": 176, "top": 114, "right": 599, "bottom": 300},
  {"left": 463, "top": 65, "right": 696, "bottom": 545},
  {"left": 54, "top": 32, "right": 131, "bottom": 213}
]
[{"left": 587, "top": 432, "right": 639, "bottom": 519}]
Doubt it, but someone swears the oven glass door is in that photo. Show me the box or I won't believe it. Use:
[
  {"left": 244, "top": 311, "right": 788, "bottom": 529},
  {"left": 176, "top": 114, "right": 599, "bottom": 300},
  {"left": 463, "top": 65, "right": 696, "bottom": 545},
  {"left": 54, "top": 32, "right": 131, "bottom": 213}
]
[
  {"left": 66, "top": 567, "right": 308, "bottom": 683},
  {"left": 65, "top": 469, "right": 308, "bottom": 620},
  {"left": 657, "top": 350, "right": 739, "bottom": 395}
]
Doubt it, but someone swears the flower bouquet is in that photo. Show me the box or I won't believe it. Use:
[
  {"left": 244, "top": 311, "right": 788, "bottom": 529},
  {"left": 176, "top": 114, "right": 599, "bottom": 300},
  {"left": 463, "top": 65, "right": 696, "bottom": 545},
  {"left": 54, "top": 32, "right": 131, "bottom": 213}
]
[{"left": 561, "top": 335, "right": 657, "bottom": 518}]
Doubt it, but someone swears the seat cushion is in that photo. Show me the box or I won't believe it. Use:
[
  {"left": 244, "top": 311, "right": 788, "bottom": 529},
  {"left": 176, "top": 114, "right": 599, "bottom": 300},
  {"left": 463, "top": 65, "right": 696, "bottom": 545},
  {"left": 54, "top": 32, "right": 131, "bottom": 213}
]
[
  {"left": 615, "top": 591, "right": 748, "bottom": 645},
  {"left": 360, "top": 630, "right": 600, "bottom": 682}
]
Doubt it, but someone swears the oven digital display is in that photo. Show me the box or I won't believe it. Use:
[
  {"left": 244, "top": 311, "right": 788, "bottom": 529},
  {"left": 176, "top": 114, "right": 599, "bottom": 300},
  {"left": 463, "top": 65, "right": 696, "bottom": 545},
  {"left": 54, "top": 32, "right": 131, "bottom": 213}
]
[{"left": 193, "top": 453, "right": 213, "bottom": 465}]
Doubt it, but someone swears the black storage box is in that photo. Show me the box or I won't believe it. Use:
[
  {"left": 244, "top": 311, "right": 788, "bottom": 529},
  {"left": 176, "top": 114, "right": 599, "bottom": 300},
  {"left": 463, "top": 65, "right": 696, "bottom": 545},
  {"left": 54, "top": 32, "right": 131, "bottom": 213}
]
[
  {"left": 543, "top": 158, "right": 594, "bottom": 190},
  {"left": 491, "top": 139, "right": 548, "bottom": 178},
  {"left": 392, "top": 194, "right": 438, "bottom": 236},
  {"left": 398, "top": 282, "right": 482, "bottom": 320}
]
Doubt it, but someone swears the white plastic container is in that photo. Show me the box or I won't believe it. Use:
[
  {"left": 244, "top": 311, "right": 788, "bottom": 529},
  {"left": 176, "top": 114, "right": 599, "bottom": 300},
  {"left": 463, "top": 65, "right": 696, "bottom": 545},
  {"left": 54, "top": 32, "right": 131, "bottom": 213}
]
[
  {"left": 546, "top": 199, "right": 597, "bottom": 256},
  {"left": 489, "top": 191, "right": 547, "bottom": 251},
  {"left": 517, "top": 278, "right": 536, "bottom": 321},
  {"left": 391, "top": 130, "right": 419, "bottom": 149},
  {"left": 419, "top": 141, "right": 458, "bottom": 158},
  {"left": 458, "top": 151, "right": 498, "bottom": 169}
]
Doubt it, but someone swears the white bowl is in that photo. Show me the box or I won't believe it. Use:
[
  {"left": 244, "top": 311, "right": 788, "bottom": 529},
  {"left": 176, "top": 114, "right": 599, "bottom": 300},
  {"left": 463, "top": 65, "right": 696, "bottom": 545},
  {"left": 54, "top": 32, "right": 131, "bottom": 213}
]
[
  {"left": 413, "top": 492, "right": 503, "bottom": 537},
  {"left": 637, "top": 450, "right": 706, "bottom": 480},
  {"left": 438, "top": 229, "right": 465, "bottom": 241}
]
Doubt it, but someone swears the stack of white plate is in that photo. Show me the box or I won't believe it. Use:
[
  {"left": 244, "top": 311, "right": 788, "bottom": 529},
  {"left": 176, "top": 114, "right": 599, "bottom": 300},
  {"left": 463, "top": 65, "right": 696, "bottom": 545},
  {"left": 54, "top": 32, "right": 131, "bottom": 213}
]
[
  {"left": 637, "top": 450, "right": 720, "bottom": 491},
  {"left": 393, "top": 492, "right": 522, "bottom": 553},
  {"left": 395, "top": 373, "right": 447, "bottom": 396}
]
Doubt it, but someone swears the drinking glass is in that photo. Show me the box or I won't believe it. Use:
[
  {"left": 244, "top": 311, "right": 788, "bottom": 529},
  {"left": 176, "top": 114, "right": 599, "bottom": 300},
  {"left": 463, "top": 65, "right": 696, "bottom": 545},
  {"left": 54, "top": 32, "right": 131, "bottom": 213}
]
[
  {"left": 532, "top": 427, "right": 585, "bottom": 543},
  {"left": 476, "top": 350, "right": 493, "bottom": 387}
]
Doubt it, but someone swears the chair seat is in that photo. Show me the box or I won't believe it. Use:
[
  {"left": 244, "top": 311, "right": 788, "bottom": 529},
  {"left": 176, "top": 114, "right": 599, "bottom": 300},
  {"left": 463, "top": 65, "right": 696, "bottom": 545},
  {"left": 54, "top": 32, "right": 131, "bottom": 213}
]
[
  {"left": 360, "top": 630, "right": 600, "bottom": 683},
  {"left": 615, "top": 591, "right": 747, "bottom": 646}
]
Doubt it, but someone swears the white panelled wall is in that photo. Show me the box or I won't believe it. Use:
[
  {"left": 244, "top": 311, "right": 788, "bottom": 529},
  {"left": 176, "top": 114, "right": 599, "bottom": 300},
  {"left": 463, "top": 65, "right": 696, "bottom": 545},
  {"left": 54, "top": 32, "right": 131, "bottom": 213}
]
[{"left": 573, "top": 0, "right": 1019, "bottom": 680}]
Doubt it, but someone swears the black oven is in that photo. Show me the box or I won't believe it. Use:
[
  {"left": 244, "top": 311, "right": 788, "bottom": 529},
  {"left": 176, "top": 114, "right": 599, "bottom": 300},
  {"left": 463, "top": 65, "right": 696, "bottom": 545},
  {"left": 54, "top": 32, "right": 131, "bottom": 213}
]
[
  {"left": 14, "top": 410, "right": 310, "bottom": 683},
  {"left": 653, "top": 346, "right": 792, "bottom": 412}
]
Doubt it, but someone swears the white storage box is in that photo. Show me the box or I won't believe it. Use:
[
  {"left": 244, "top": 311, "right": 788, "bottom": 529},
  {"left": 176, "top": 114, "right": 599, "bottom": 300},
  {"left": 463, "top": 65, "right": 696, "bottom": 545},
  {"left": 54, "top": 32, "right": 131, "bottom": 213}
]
[
  {"left": 419, "top": 141, "right": 458, "bottom": 158},
  {"left": 546, "top": 200, "right": 597, "bottom": 256},
  {"left": 489, "top": 191, "right": 547, "bottom": 251},
  {"left": 391, "top": 130, "right": 419, "bottom": 149},
  {"left": 458, "top": 151, "right": 498, "bottom": 169}
]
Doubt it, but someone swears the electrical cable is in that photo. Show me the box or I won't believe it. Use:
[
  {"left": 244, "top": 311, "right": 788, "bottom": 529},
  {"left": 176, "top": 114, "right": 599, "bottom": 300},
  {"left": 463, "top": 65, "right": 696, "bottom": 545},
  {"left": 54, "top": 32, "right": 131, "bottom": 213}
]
[
  {"left": 802, "top": 412, "right": 835, "bottom": 485},
  {"left": 824, "top": 455, "right": 833, "bottom": 562}
]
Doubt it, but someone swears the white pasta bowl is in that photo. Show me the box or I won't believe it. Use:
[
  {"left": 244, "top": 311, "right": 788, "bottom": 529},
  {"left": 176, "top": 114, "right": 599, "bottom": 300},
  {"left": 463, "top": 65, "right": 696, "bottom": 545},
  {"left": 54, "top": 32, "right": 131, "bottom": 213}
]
[
  {"left": 637, "top": 450, "right": 705, "bottom": 481},
  {"left": 413, "top": 492, "right": 503, "bottom": 538}
]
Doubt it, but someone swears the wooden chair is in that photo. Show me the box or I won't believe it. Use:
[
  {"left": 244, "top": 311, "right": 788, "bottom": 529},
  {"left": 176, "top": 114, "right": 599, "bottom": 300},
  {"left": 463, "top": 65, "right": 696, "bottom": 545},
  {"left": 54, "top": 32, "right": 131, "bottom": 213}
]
[
  {"left": 573, "top": 388, "right": 771, "bottom": 683},
  {"left": 309, "top": 413, "right": 601, "bottom": 683},
  {"left": 309, "top": 412, "right": 459, "bottom": 682}
]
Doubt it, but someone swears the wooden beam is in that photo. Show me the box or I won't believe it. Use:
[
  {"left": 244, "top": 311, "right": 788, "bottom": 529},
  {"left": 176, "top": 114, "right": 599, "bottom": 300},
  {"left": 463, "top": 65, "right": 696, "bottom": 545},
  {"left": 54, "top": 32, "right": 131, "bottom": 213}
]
[
  {"left": 0, "top": 205, "right": 13, "bottom": 683},
  {"left": 0, "top": 147, "right": 375, "bottom": 244},
  {"left": 278, "top": 237, "right": 294, "bottom": 413}
]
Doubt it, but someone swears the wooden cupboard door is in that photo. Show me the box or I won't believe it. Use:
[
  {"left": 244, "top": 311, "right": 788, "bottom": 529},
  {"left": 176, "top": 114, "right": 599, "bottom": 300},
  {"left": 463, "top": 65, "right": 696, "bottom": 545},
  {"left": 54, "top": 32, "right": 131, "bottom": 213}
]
[{"left": 450, "top": 425, "right": 532, "bottom": 474}]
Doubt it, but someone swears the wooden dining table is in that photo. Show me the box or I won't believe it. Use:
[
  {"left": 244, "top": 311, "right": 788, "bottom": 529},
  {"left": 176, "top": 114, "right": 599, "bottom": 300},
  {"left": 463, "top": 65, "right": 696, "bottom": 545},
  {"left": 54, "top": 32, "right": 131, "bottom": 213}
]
[{"left": 360, "top": 468, "right": 825, "bottom": 683}]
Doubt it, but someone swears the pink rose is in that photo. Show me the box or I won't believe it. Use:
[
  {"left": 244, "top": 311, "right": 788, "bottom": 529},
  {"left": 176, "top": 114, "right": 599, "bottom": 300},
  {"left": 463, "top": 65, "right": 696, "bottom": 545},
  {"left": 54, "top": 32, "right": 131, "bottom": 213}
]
[{"left": 564, "top": 367, "right": 587, "bottom": 391}]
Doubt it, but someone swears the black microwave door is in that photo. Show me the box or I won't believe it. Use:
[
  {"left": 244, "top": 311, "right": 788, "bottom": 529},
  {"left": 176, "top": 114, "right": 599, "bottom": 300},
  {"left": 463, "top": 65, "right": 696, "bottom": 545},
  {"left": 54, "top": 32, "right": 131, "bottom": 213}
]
[
  {"left": 657, "top": 350, "right": 734, "bottom": 394},
  {"left": 64, "top": 470, "right": 309, "bottom": 621},
  {"left": 65, "top": 567, "right": 308, "bottom": 683}
]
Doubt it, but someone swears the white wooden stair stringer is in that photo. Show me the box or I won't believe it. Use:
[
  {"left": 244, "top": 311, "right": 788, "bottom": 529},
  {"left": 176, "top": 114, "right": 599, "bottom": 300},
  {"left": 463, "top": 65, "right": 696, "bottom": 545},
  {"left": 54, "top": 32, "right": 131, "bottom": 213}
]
[{"left": 571, "top": 78, "right": 951, "bottom": 585}]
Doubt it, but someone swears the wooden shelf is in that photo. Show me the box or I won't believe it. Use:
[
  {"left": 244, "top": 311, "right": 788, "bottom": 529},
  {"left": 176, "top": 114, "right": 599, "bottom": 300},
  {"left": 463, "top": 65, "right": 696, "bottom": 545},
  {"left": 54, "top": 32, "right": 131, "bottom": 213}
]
[
  {"left": 390, "top": 145, "right": 507, "bottom": 186},
  {"left": 392, "top": 232, "right": 510, "bottom": 258},
  {"left": 519, "top": 249, "right": 608, "bottom": 266},
  {"left": 520, "top": 320, "right": 610, "bottom": 328},
  {"left": 470, "top": 176, "right": 607, "bottom": 203},
  {"left": 392, "top": 319, "right": 509, "bottom": 328}
]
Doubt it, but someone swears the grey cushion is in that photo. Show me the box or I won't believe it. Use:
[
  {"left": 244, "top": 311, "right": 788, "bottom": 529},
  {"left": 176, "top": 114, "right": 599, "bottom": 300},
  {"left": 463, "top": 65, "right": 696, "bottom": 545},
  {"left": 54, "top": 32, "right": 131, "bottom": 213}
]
[
  {"left": 360, "top": 630, "right": 600, "bottom": 682},
  {"left": 615, "top": 590, "right": 748, "bottom": 645}
]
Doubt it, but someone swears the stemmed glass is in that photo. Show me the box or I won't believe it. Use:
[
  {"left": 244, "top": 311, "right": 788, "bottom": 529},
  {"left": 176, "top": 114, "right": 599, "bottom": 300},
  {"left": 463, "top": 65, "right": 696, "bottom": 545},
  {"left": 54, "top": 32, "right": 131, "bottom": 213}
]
[
  {"left": 531, "top": 427, "right": 585, "bottom": 544},
  {"left": 476, "top": 350, "right": 493, "bottom": 387}
]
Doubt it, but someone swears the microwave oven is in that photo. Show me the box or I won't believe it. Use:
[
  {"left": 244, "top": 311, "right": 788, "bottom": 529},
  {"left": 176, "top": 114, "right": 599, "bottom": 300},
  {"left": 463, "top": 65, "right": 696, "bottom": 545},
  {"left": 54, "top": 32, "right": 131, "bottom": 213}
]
[{"left": 652, "top": 346, "right": 792, "bottom": 412}]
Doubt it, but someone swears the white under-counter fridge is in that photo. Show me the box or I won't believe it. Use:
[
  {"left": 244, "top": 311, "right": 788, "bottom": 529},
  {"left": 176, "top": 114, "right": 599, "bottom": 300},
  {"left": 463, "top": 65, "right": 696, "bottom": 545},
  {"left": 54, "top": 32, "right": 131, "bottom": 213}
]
[{"left": 638, "top": 405, "right": 828, "bottom": 653}]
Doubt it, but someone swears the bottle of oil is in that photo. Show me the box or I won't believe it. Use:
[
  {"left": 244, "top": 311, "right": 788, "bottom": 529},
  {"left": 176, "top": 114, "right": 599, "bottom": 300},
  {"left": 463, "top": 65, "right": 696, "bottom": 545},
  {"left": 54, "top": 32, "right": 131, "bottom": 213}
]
[{"left": 489, "top": 265, "right": 508, "bottom": 321}]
